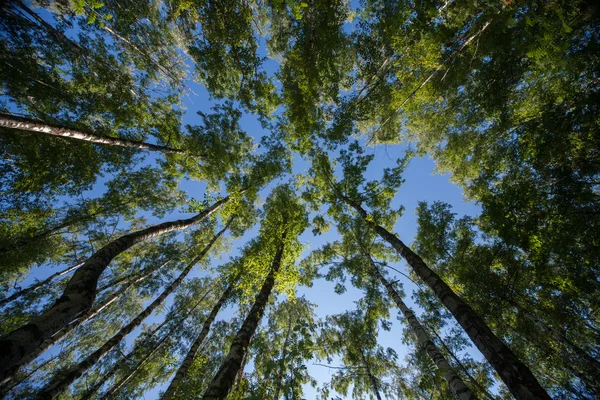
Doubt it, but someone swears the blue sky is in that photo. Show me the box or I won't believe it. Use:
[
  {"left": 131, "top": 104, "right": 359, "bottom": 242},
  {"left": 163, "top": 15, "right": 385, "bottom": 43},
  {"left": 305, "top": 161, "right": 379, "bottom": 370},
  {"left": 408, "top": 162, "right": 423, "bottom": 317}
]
[
  {"left": 3, "top": 5, "right": 494, "bottom": 399},
  {"left": 13, "top": 81, "right": 484, "bottom": 398},
  {"left": 128, "top": 78, "right": 486, "bottom": 398}
]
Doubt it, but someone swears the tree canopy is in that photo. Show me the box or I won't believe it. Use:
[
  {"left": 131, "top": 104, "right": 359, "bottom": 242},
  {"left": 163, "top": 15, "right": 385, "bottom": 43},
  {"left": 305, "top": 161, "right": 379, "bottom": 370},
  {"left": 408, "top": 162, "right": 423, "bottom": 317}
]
[{"left": 0, "top": 0, "right": 598, "bottom": 399}]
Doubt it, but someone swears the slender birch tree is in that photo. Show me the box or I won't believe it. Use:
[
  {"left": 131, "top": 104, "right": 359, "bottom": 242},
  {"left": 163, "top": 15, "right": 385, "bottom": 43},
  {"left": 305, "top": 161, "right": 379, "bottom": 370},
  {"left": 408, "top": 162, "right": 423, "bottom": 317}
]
[
  {"left": 0, "top": 194, "right": 233, "bottom": 379},
  {"left": 203, "top": 185, "right": 308, "bottom": 399},
  {"left": 37, "top": 222, "right": 229, "bottom": 399},
  {"left": 162, "top": 281, "right": 235, "bottom": 399}
]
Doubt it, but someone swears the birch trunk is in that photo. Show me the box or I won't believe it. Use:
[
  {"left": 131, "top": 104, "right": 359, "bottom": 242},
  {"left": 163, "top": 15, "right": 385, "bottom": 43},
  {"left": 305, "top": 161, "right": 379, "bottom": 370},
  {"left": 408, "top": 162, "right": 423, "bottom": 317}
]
[
  {"left": 202, "top": 240, "right": 285, "bottom": 399},
  {"left": 0, "top": 262, "right": 82, "bottom": 307},
  {"left": 0, "top": 195, "right": 230, "bottom": 378},
  {"left": 162, "top": 283, "right": 234, "bottom": 399},
  {"left": 37, "top": 225, "right": 228, "bottom": 399},
  {"left": 0, "top": 257, "right": 167, "bottom": 385},
  {"left": 342, "top": 196, "right": 550, "bottom": 400},
  {"left": 365, "top": 253, "right": 477, "bottom": 400},
  {"left": 0, "top": 114, "right": 190, "bottom": 155}
]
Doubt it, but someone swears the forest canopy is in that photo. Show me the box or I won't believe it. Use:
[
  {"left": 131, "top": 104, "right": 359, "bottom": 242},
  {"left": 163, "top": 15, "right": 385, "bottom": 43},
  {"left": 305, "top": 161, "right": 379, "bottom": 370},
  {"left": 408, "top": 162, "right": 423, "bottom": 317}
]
[{"left": 0, "top": 0, "right": 598, "bottom": 399}]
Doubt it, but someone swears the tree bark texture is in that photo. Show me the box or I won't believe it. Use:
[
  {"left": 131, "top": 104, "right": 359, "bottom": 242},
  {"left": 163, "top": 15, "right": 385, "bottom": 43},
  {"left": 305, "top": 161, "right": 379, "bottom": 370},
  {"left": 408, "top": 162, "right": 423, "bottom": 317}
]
[
  {"left": 342, "top": 196, "right": 551, "bottom": 400},
  {"left": 0, "top": 258, "right": 164, "bottom": 385},
  {"left": 36, "top": 225, "right": 228, "bottom": 399},
  {"left": 0, "top": 113, "right": 189, "bottom": 155},
  {"left": 202, "top": 240, "right": 285, "bottom": 399},
  {"left": 0, "top": 196, "right": 229, "bottom": 381}
]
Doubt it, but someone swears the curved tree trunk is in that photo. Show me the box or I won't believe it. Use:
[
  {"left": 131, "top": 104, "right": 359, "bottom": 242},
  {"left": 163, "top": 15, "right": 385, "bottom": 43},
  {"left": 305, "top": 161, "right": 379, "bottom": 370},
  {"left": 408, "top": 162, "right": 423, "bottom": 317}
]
[
  {"left": 364, "top": 252, "right": 477, "bottom": 400},
  {"left": 0, "top": 113, "right": 190, "bottom": 155},
  {"left": 342, "top": 196, "right": 550, "bottom": 400},
  {"left": 162, "top": 282, "right": 234, "bottom": 399},
  {"left": 202, "top": 239, "right": 285, "bottom": 399},
  {"left": 37, "top": 224, "right": 228, "bottom": 399},
  {"left": 0, "top": 262, "right": 82, "bottom": 307},
  {"left": 0, "top": 257, "right": 168, "bottom": 385},
  {"left": 0, "top": 195, "right": 231, "bottom": 379}
]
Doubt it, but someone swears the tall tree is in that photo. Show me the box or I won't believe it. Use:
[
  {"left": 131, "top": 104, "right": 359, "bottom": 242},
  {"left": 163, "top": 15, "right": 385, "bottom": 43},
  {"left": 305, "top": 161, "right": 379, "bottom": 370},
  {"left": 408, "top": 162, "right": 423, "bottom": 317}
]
[
  {"left": 0, "top": 194, "right": 233, "bottom": 378},
  {"left": 414, "top": 201, "right": 600, "bottom": 398},
  {"left": 244, "top": 297, "right": 318, "bottom": 399},
  {"left": 37, "top": 222, "right": 229, "bottom": 399},
  {"left": 202, "top": 241, "right": 284, "bottom": 400},
  {"left": 304, "top": 146, "right": 551, "bottom": 399},
  {"left": 203, "top": 185, "right": 308, "bottom": 399},
  {"left": 317, "top": 304, "right": 400, "bottom": 400},
  {"left": 162, "top": 281, "right": 235, "bottom": 399},
  {"left": 0, "top": 253, "right": 171, "bottom": 386}
]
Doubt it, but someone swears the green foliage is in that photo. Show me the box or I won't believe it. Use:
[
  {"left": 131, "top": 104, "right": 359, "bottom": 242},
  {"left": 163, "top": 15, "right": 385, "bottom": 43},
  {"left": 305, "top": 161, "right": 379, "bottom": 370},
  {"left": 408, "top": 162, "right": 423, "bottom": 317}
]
[
  {"left": 1, "top": 1, "right": 598, "bottom": 399},
  {"left": 414, "top": 201, "right": 599, "bottom": 398}
]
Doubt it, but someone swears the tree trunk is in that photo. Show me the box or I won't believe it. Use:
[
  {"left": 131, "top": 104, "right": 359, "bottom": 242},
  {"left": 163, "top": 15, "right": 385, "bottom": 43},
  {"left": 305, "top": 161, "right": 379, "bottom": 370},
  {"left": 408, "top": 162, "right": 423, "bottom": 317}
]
[
  {"left": 0, "top": 255, "right": 168, "bottom": 385},
  {"left": 272, "top": 316, "right": 293, "bottom": 400},
  {"left": 162, "top": 282, "right": 235, "bottom": 399},
  {"left": 0, "top": 262, "right": 82, "bottom": 307},
  {"left": 342, "top": 196, "right": 550, "bottom": 400},
  {"left": 0, "top": 113, "right": 190, "bottom": 155},
  {"left": 202, "top": 239, "right": 285, "bottom": 399},
  {"left": 0, "top": 195, "right": 230, "bottom": 380},
  {"left": 37, "top": 224, "right": 228, "bottom": 399},
  {"left": 83, "top": 280, "right": 218, "bottom": 399},
  {"left": 365, "top": 252, "right": 476, "bottom": 400},
  {"left": 360, "top": 349, "right": 382, "bottom": 400},
  {"left": 429, "top": 327, "right": 496, "bottom": 400}
]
